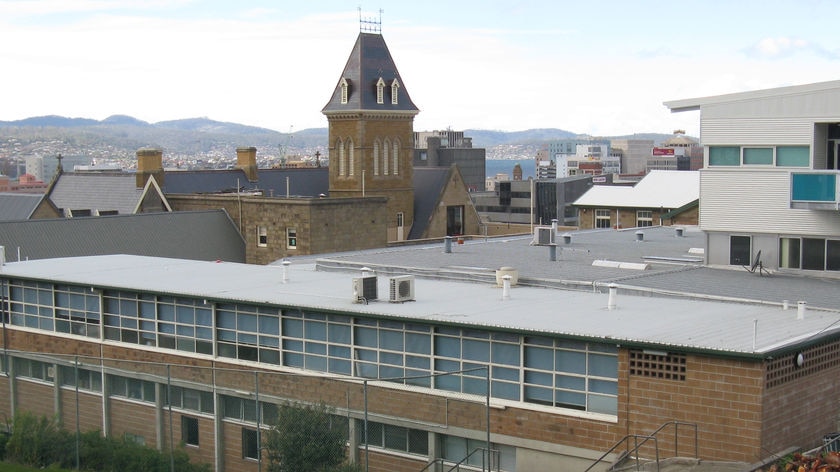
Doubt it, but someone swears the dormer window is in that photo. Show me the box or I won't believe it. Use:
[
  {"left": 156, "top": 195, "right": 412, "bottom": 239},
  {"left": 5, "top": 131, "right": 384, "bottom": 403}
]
[
  {"left": 340, "top": 78, "right": 349, "bottom": 104},
  {"left": 376, "top": 77, "right": 386, "bottom": 104},
  {"left": 391, "top": 79, "right": 400, "bottom": 105}
]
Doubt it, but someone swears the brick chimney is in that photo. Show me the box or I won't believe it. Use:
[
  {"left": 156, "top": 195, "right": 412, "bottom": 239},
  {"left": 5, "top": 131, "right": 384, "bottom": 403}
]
[
  {"left": 136, "top": 148, "right": 164, "bottom": 188},
  {"left": 236, "top": 147, "right": 259, "bottom": 182}
]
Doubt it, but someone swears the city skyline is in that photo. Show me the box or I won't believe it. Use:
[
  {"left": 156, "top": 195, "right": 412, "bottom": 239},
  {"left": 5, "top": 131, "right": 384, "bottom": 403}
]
[{"left": 1, "top": 1, "right": 839, "bottom": 137}]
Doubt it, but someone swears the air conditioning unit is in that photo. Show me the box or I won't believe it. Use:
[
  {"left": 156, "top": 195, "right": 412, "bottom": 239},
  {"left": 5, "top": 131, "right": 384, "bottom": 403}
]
[
  {"left": 533, "top": 226, "right": 555, "bottom": 245},
  {"left": 389, "top": 275, "right": 415, "bottom": 303},
  {"left": 352, "top": 276, "right": 378, "bottom": 304}
]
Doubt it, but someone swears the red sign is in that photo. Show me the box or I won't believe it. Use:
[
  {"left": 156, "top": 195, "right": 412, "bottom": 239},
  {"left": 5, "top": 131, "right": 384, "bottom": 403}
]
[{"left": 652, "top": 147, "right": 675, "bottom": 156}]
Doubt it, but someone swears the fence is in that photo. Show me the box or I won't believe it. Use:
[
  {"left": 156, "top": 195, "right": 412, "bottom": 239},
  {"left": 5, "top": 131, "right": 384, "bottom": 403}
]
[{"left": 0, "top": 349, "right": 495, "bottom": 472}]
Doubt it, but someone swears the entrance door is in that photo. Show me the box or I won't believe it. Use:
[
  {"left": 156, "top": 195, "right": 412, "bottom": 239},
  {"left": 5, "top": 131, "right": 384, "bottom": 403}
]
[{"left": 446, "top": 206, "right": 464, "bottom": 236}]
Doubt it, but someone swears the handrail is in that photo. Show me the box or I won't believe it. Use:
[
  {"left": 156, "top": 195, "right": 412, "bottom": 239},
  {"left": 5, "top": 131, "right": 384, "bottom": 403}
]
[
  {"left": 418, "top": 448, "right": 500, "bottom": 472},
  {"left": 583, "top": 420, "right": 698, "bottom": 472}
]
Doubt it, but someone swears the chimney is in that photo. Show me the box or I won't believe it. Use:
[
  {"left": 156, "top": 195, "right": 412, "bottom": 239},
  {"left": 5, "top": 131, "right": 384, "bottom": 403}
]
[
  {"left": 236, "top": 146, "right": 259, "bottom": 182},
  {"left": 136, "top": 148, "right": 164, "bottom": 188}
]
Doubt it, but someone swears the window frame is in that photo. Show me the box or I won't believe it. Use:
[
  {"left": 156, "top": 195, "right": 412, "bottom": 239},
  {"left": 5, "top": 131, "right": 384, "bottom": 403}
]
[
  {"left": 594, "top": 209, "right": 611, "bottom": 229},
  {"left": 636, "top": 210, "right": 653, "bottom": 227},
  {"left": 257, "top": 226, "right": 267, "bottom": 248},
  {"left": 287, "top": 228, "right": 297, "bottom": 250},
  {"left": 182, "top": 415, "right": 200, "bottom": 447}
]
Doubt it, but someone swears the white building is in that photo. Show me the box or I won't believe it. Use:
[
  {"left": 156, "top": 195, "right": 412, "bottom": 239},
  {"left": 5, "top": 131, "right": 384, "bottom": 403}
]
[{"left": 665, "top": 79, "right": 840, "bottom": 272}]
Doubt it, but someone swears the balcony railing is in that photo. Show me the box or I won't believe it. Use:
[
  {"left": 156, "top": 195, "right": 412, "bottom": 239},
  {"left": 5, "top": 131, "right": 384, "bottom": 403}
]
[{"left": 791, "top": 172, "right": 840, "bottom": 210}]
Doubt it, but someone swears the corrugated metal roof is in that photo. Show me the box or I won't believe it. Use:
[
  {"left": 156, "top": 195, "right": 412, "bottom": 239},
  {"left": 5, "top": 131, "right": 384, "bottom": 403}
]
[
  {"left": 0, "top": 210, "right": 245, "bottom": 262},
  {"left": 0, "top": 193, "right": 43, "bottom": 221},
  {"left": 573, "top": 170, "right": 699, "bottom": 209},
  {"left": 664, "top": 79, "right": 840, "bottom": 112},
  {"left": 3, "top": 251, "right": 838, "bottom": 358}
]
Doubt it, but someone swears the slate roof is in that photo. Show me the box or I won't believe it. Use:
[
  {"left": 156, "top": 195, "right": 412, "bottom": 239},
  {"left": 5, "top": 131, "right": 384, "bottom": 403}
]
[
  {"left": 573, "top": 170, "right": 699, "bottom": 209},
  {"left": 161, "top": 168, "right": 329, "bottom": 197},
  {"left": 0, "top": 193, "right": 43, "bottom": 221},
  {"left": 49, "top": 173, "right": 144, "bottom": 214},
  {"left": 410, "top": 167, "right": 451, "bottom": 239},
  {"left": 0, "top": 210, "right": 245, "bottom": 263},
  {"left": 322, "top": 32, "right": 419, "bottom": 114}
]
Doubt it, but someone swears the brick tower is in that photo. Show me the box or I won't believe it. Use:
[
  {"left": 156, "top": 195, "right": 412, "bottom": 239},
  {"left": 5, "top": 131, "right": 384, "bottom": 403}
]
[{"left": 322, "top": 29, "right": 419, "bottom": 241}]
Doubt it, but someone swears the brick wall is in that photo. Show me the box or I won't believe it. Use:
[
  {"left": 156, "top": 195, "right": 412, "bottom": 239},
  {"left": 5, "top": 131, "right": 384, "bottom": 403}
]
[
  {"left": 15, "top": 380, "right": 55, "bottom": 419},
  {"left": 109, "top": 398, "right": 158, "bottom": 445},
  {"left": 58, "top": 389, "right": 103, "bottom": 432}
]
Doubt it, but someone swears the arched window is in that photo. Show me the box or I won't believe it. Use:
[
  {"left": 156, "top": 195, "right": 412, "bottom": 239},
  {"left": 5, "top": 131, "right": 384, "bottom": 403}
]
[
  {"left": 391, "top": 79, "right": 400, "bottom": 105},
  {"left": 373, "top": 140, "right": 380, "bottom": 176},
  {"left": 348, "top": 139, "right": 354, "bottom": 176},
  {"left": 340, "top": 78, "right": 349, "bottom": 104},
  {"left": 376, "top": 77, "right": 386, "bottom": 104},
  {"left": 382, "top": 138, "right": 390, "bottom": 175},
  {"left": 393, "top": 139, "right": 400, "bottom": 175},
  {"left": 337, "top": 138, "right": 345, "bottom": 176}
]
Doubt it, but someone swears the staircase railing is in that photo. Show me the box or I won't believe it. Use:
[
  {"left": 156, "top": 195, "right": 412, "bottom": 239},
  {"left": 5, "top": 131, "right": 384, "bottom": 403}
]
[
  {"left": 583, "top": 420, "right": 698, "bottom": 472},
  {"left": 418, "top": 447, "right": 501, "bottom": 472}
]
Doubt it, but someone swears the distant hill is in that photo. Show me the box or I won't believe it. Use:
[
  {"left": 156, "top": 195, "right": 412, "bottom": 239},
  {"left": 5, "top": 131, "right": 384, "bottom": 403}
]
[{"left": 0, "top": 115, "right": 683, "bottom": 164}]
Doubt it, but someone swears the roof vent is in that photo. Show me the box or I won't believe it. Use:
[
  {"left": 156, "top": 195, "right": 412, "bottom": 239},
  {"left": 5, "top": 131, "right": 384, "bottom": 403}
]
[
  {"left": 797, "top": 301, "right": 807, "bottom": 320},
  {"left": 495, "top": 267, "right": 518, "bottom": 287},
  {"left": 607, "top": 284, "right": 617, "bottom": 310},
  {"left": 533, "top": 226, "right": 555, "bottom": 245},
  {"left": 389, "top": 276, "right": 415, "bottom": 303}
]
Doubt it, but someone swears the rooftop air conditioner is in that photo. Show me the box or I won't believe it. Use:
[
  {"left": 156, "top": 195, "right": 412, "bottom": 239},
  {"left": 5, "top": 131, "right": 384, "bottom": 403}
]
[
  {"left": 533, "top": 226, "right": 555, "bottom": 246},
  {"left": 352, "top": 276, "right": 378, "bottom": 304},
  {"left": 389, "top": 275, "right": 415, "bottom": 303}
]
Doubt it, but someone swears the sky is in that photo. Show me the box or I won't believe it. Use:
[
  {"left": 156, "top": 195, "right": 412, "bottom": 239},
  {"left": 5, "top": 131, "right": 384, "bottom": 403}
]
[{"left": 1, "top": 1, "right": 839, "bottom": 138}]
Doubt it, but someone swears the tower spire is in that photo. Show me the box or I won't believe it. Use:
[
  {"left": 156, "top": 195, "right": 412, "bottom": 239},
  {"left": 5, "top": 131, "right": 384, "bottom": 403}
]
[{"left": 358, "top": 7, "right": 382, "bottom": 34}]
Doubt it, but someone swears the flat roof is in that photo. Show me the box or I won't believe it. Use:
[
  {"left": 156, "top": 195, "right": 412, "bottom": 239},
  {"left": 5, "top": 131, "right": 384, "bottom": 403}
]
[{"left": 3, "top": 227, "right": 840, "bottom": 358}]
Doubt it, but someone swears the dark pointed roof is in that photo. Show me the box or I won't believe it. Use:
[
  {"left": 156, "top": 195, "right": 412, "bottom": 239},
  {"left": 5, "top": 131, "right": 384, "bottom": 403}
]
[{"left": 322, "top": 32, "right": 419, "bottom": 114}]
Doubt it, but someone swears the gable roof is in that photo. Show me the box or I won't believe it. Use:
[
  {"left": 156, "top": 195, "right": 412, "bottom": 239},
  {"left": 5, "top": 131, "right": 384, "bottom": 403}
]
[
  {"left": 573, "top": 170, "right": 699, "bottom": 209},
  {"left": 0, "top": 210, "right": 245, "bottom": 262},
  {"left": 322, "top": 32, "right": 419, "bottom": 114},
  {"left": 0, "top": 193, "right": 43, "bottom": 221},
  {"left": 410, "top": 167, "right": 451, "bottom": 240},
  {"left": 48, "top": 173, "right": 145, "bottom": 215}
]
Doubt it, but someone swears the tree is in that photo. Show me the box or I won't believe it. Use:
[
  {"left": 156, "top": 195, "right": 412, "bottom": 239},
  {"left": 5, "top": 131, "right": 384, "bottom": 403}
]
[{"left": 264, "top": 402, "right": 359, "bottom": 472}]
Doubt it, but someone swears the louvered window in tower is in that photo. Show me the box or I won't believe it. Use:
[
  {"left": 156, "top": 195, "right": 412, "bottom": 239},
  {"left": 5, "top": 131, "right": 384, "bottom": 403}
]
[
  {"left": 373, "top": 140, "right": 380, "bottom": 176},
  {"left": 383, "top": 138, "right": 390, "bottom": 175},
  {"left": 338, "top": 139, "right": 346, "bottom": 176},
  {"left": 391, "top": 79, "right": 400, "bottom": 105},
  {"left": 393, "top": 139, "right": 399, "bottom": 175},
  {"left": 376, "top": 77, "right": 385, "bottom": 104},
  {"left": 348, "top": 139, "right": 354, "bottom": 176},
  {"left": 340, "top": 78, "right": 349, "bottom": 104}
]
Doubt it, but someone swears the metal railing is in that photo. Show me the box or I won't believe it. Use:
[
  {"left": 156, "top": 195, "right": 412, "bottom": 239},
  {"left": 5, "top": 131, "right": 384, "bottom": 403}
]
[
  {"left": 418, "top": 448, "right": 500, "bottom": 472},
  {"left": 584, "top": 421, "right": 698, "bottom": 472}
]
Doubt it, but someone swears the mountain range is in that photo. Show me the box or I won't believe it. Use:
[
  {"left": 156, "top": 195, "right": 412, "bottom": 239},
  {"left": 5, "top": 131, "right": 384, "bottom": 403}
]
[{"left": 0, "top": 115, "right": 679, "bottom": 163}]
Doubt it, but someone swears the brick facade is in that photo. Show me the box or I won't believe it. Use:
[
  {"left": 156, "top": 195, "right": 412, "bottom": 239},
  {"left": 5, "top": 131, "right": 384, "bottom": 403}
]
[{"left": 577, "top": 207, "right": 698, "bottom": 230}]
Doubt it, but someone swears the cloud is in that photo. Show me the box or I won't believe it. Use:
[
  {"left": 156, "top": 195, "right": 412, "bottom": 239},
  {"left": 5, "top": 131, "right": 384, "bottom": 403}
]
[{"left": 746, "top": 36, "right": 839, "bottom": 60}]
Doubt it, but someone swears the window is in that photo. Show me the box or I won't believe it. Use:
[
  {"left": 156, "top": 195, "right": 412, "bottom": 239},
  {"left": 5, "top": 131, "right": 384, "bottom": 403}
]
[
  {"left": 709, "top": 146, "right": 740, "bottom": 166},
  {"left": 110, "top": 375, "right": 156, "bottom": 403},
  {"left": 595, "top": 209, "right": 611, "bottom": 229},
  {"left": 396, "top": 212, "right": 404, "bottom": 229},
  {"left": 376, "top": 77, "right": 385, "bottom": 104},
  {"left": 14, "top": 358, "right": 54, "bottom": 382},
  {"left": 440, "top": 435, "right": 515, "bottom": 471},
  {"left": 373, "top": 140, "right": 380, "bottom": 175},
  {"left": 730, "top": 235, "right": 751, "bottom": 265},
  {"left": 391, "top": 79, "right": 400, "bottom": 104},
  {"left": 217, "top": 303, "right": 280, "bottom": 364},
  {"left": 362, "top": 421, "right": 428, "bottom": 455},
  {"left": 779, "top": 237, "right": 801, "bottom": 269},
  {"left": 287, "top": 228, "right": 297, "bottom": 250},
  {"left": 779, "top": 237, "right": 840, "bottom": 271},
  {"left": 348, "top": 139, "right": 354, "bottom": 176},
  {"left": 636, "top": 210, "right": 653, "bottom": 227},
  {"left": 446, "top": 206, "right": 464, "bottom": 236},
  {"left": 242, "top": 428, "right": 259, "bottom": 460},
  {"left": 777, "top": 146, "right": 810, "bottom": 167},
  {"left": 339, "top": 78, "right": 348, "bottom": 104},
  {"left": 59, "top": 365, "right": 102, "bottom": 392},
  {"left": 257, "top": 226, "right": 267, "bottom": 247},
  {"left": 182, "top": 416, "right": 199, "bottom": 446},
  {"left": 337, "top": 138, "right": 345, "bottom": 176},
  {"left": 168, "top": 386, "right": 214, "bottom": 414},
  {"left": 743, "top": 147, "right": 773, "bottom": 165},
  {"left": 393, "top": 139, "right": 399, "bottom": 175},
  {"left": 382, "top": 139, "right": 390, "bottom": 175}
]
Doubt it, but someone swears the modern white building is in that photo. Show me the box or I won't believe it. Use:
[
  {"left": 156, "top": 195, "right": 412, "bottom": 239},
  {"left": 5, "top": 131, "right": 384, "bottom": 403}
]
[{"left": 665, "top": 79, "right": 840, "bottom": 272}]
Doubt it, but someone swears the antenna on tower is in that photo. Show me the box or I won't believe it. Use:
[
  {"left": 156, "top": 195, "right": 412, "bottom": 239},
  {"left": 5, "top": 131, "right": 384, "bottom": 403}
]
[{"left": 359, "top": 7, "right": 382, "bottom": 34}]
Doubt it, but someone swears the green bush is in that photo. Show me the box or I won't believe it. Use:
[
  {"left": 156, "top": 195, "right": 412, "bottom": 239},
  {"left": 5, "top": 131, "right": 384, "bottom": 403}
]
[{"left": 3, "top": 412, "right": 209, "bottom": 472}]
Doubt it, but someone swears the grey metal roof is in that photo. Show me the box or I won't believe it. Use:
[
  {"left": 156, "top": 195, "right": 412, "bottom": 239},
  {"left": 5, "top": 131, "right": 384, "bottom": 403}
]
[
  {"left": 162, "top": 168, "right": 329, "bottom": 197},
  {"left": 0, "top": 210, "right": 245, "bottom": 262},
  {"left": 664, "top": 79, "right": 840, "bottom": 112},
  {"left": 49, "top": 173, "right": 143, "bottom": 214},
  {"left": 3, "top": 250, "right": 839, "bottom": 359},
  {"left": 0, "top": 193, "right": 43, "bottom": 221},
  {"left": 322, "top": 32, "right": 419, "bottom": 114},
  {"left": 410, "top": 167, "right": 451, "bottom": 239}
]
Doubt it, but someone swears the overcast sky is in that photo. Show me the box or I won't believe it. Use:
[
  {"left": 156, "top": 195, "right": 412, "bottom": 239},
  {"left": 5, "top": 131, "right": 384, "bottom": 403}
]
[{"left": 1, "top": 0, "right": 839, "bottom": 137}]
